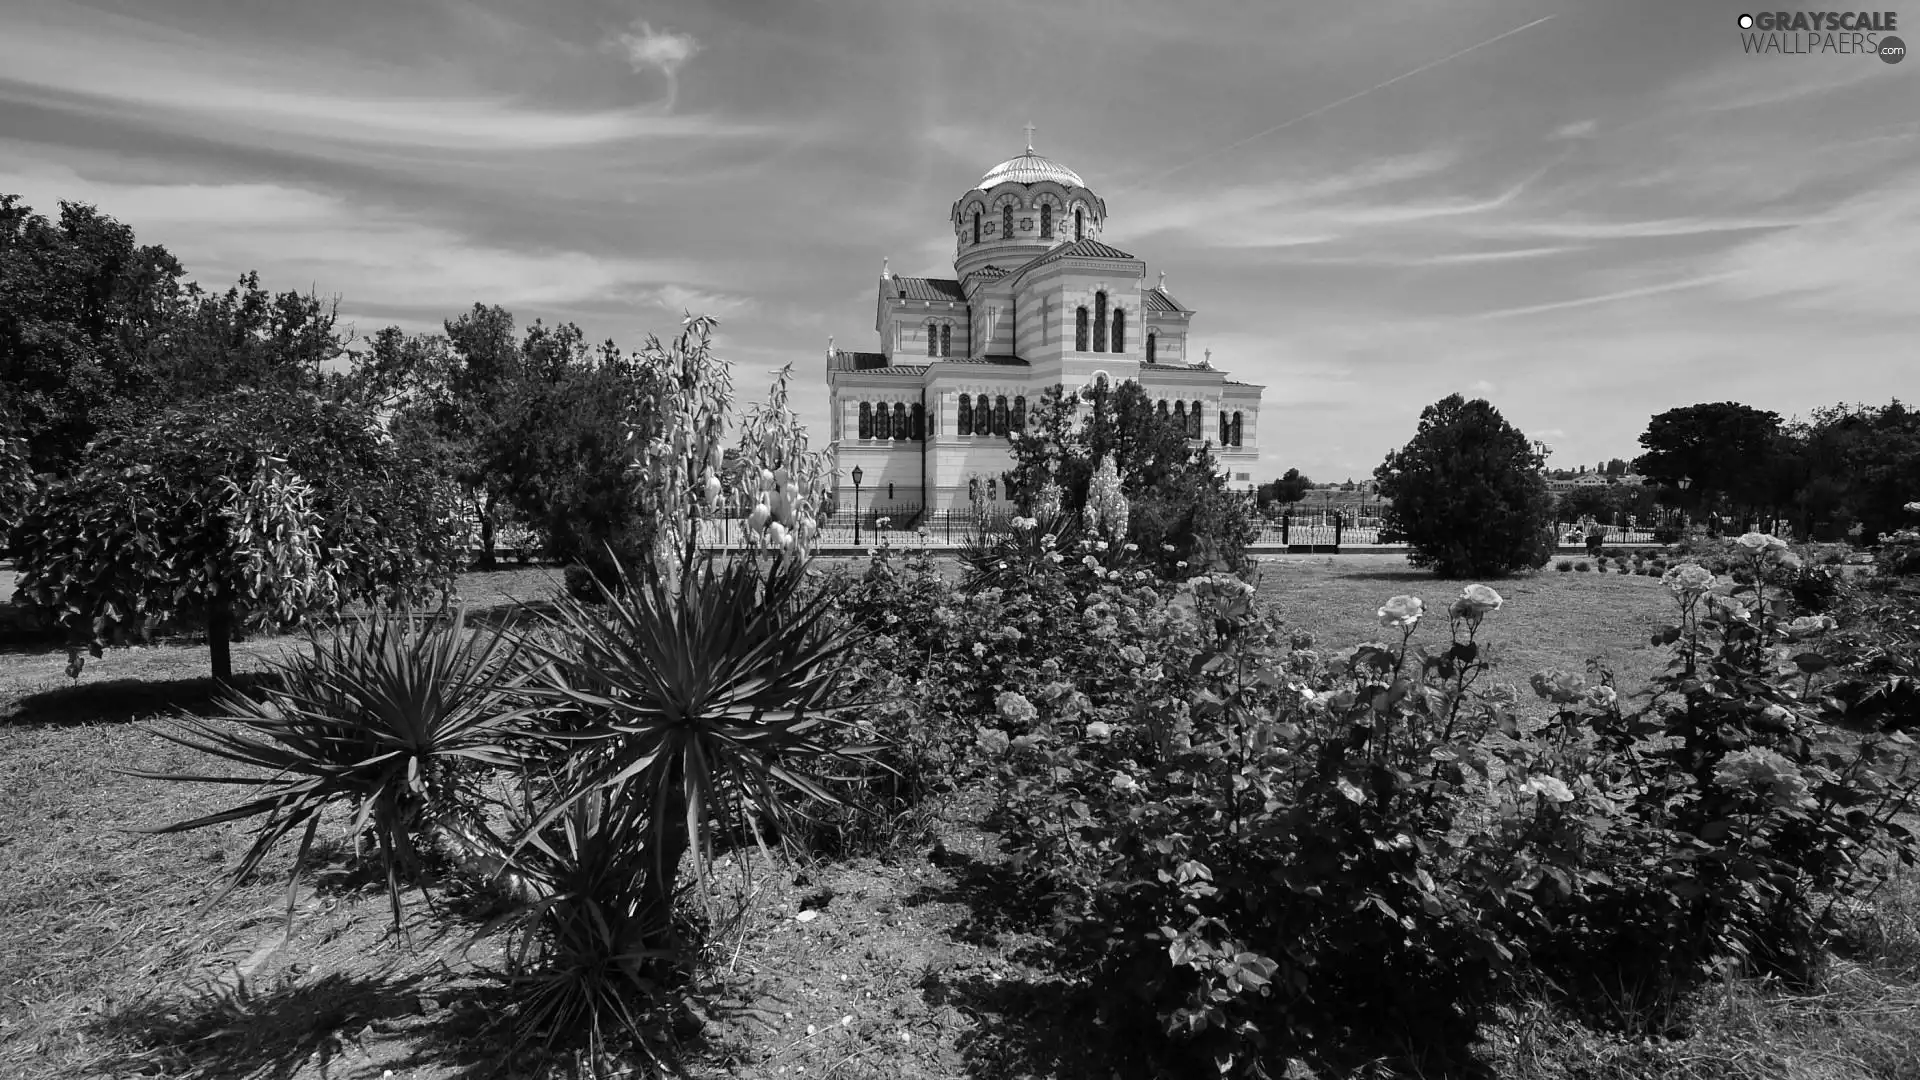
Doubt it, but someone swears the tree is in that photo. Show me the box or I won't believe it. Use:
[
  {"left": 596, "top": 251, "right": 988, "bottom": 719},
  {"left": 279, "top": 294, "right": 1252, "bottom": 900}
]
[
  {"left": 1257, "top": 468, "right": 1312, "bottom": 510},
  {"left": 1007, "top": 378, "right": 1253, "bottom": 575},
  {"left": 1374, "top": 394, "right": 1553, "bottom": 578},
  {"left": 1632, "top": 402, "right": 1783, "bottom": 516},
  {"left": 9, "top": 386, "right": 470, "bottom": 681},
  {"left": 0, "top": 195, "right": 190, "bottom": 475},
  {"left": 1605, "top": 457, "right": 1628, "bottom": 477},
  {"left": 1788, "top": 400, "right": 1920, "bottom": 543}
]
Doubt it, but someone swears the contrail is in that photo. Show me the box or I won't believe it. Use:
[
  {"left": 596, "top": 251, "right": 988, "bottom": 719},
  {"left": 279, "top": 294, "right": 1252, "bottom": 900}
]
[{"left": 1146, "top": 14, "right": 1558, "bottom": 184}]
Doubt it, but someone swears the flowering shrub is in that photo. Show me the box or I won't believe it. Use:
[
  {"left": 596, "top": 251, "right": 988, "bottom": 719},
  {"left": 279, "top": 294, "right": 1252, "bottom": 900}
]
[
  {"left": 1484, "top": 537, "right": 1920, "bottom": 1023},
  {"left": 987, "top": 578, "right": 1534, "bottom": 1075},
  {"left": 957, "top": 529, "right": 1919, "bottom": 1075}
]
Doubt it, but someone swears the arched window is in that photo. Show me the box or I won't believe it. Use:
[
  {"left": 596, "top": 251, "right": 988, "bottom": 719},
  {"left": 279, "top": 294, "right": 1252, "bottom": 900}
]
[
  {"left": 974, "top": 395, "right": 992, "bottom": 434},
  {"left": 1002, "top": 204, "right": 1013, "bottom": 239},
  {"left": 1146, "top": 330, "right": 1157, "bottom": 364},
  {"left": 1075, "top": 307, "right": 1089, "bottom": 351},
  {"left": 1231, "top": 411, "right": 1244, "bottom": 447},
  {"left": 912, "top": 401, "right": 926, "bottom": 441},
  {"left": 993, "top": 395, "right": 1008, "bottom": 436},
  {"left": 858, "top": 401, "right": 872, "bottom": 440},
  {"left": 940, "top": 324, "right": 951, "bottom": 357},
  {"left": 1074, "top": 208, "right": 1084, "bottom": 242},
  {"left": 926, "top": 322, "right": 937, "bottom": 357},
  {"left": 969, "top": 477, "right": 980, "bottom": 503},
  {"left": 1012, "top": 395, "right": 1026, "bottom": 430},
  {"left": 987, "top": 477, "right": 998, "bottom": 501},
  {"left": 1111, "top": 308, "right": 1125, "bottom": 353},
  {"left": 972, "top": 211, "right": 981, "bottom": 244},
  {"left": 1093, "top": 291, "right": 1108, "bottom": 352},
  {"left": 875, "top": 402, "right": 891, "bottom": 440},
  {"left": 957, "top": 394, "right": 972, "bottom": 436},
  {"left": 1189, "top": 401, "right": 1203, "bottom": 439},
  {"left": 1040, "top": 204, "right": 1053, "bottom": 239},
  {"left": 1157, "top": 399, "right": 1170, "bottom": 421},
  {"left": 1219, "top": 410, "right": 1230, "bottom": 444},
  {"left": 894, "top": 402, "right": 908, "bottom": 440},
  {"left": 1173, "top": 400, "right": 1186, "bottom": 432}
]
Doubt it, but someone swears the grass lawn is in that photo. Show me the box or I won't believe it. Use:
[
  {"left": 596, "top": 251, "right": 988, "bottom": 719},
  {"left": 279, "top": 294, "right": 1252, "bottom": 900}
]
[{"left": 1, "top": 557, "right": 1915, "bottom": 1079}]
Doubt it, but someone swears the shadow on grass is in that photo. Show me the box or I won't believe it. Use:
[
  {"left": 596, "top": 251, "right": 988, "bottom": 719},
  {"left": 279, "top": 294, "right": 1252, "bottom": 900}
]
[
  {"left": 903, "top": 845, "right": 1052, "bottom": 951},
  {"left": 0, "top": 670, "right": 283, "bottom": 727},
  {"left": 92, "top": 967, "right": 696, "bottom": 1080},
  {"left": 920, "top": 967, "right": 1118, "bottom": 1080}
]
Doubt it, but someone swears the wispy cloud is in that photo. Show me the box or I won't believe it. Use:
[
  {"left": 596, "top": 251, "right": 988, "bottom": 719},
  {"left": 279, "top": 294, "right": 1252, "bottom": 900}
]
[
  {"left": 612, "top": 21, "right": 702, "bottom": 107},
  {"left": 1467, "top": 273, "right": 1735, "bottom": 320}
]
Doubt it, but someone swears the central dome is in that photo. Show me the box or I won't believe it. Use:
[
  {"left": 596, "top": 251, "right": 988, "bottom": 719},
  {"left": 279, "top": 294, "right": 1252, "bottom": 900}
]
[{"left": 977, "top": 150, "right": 1085, "bottom": 189}]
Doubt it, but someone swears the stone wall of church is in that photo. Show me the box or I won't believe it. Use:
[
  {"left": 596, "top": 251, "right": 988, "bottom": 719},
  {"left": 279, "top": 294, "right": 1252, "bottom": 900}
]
[
  {"left": 883, "top": 307, "right": 969, "bottom": 360},
  {"left": 1143, "top": 321, "right": 1189, "bottom": 365}
]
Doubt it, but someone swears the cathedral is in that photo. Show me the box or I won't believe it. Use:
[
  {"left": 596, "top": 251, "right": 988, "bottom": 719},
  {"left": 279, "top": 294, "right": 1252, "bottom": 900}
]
[{"left": 827, "top": 134, "right": 1264, "bottom": 515}]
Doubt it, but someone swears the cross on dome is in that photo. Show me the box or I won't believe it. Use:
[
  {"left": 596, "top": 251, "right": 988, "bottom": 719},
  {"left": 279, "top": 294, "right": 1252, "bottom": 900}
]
[{"left": 1023, "top": 121, "right": 1036, "bottom": 151}]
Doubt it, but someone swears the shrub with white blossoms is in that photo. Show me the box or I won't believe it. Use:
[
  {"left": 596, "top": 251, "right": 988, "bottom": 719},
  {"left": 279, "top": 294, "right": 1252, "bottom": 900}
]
[{"left": 1086, "top": 454, "right": 1129, "bottom": 544}]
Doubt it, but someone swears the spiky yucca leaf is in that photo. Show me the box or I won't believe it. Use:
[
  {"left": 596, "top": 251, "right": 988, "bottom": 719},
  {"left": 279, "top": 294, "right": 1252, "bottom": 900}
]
[
  {"left": 514, "top": 550, "right": 882, "bottom": 905},
  {"left": 123, "top": 605, "right": 533, "bottom": 932}
]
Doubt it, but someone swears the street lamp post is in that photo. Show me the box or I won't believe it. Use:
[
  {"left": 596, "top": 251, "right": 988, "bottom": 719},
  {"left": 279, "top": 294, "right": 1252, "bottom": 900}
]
[
  {"left": 851, "top": 465, "right": 864, "bottom": 547},
  {"left": 1676, "top": 476, "right": 1691, "bottom": 534}
]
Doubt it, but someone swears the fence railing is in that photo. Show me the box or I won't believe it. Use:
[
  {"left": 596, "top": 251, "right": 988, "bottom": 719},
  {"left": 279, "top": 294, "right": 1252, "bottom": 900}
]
[{"left": 460, "top": 516, "right": 1672, "bottom": 559}]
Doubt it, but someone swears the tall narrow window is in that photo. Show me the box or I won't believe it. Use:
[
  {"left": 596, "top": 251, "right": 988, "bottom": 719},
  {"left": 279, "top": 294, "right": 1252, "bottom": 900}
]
[
  {"left": 858, "top": 402, "right": 872, "bottom": 440},
  {"left": 888, "top": 483, "right": 895, "bottom": 500},
  {"left": 1146, "top": 330, "right": 1157, "bottom": 364},
  {"left": 894, "top": 402, "right": 908, "bottom": 440},
  {"left": 1157, "top": 399, "right": 1170, "bottom": 421},
  {"left": 1111, "top": 309, "right": 1125, "bottom": 353},
  {"left": 940, "top": 324, "right": 951, "bottom": 357},
  {"left": 912, "top": 402, "right": 926, "bottom": 440},
  {"left": 1040, "top": 204, "right": 1053, "bottom": 239},
  {"left": 957, "top": 394, "right": 973, "bottom": 436},
  {"left": 1232, "top": 411, "right": 1244, "bottom": 447},
  {"left": 1093, "top": 291, "right": 1107, "bottom": 352},
  {"left": 1002, "top": 204, "right": 1013, "bottom": 239},
  {"left": 1075, "top": 307, "right": 1089, "bottom": 351},
  {"left": 1074, "top": 209, "right": 1084, "bottom": 241},
  {"left": 974, "top": 395, "right": 992, "bottom": 435},
  {"left": 1219, "top": 410, "right": 1230, "bottom": 444},
  {"left": 1012, "top": 395, "right": 1026, "bottom": 430},
  {"left": 993, "top": 395, "right": 1008, "bottom": 436},
  {"left": 875, "top": 402, "right": 891, "bottom": 440},
  {"left": 1174, "top": 400, "right": 1187, "bottom": 433},
  {"left": 972, "top": 211, "right": 981, "bottom": 244},
  {"left": 926, "top": 322, "right": 937, "bottom": 357},
  {"left": 987, "top": 478, "right": 997, "bottom": 501},
  {"left": 1189, "top": 401, "right": 1202, "bottom": 439}
]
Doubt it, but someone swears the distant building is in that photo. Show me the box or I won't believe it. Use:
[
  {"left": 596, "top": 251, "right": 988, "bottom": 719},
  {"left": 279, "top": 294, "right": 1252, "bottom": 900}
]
[{"left": 827, "top": 137, "right": 1265, "bottom": 511}]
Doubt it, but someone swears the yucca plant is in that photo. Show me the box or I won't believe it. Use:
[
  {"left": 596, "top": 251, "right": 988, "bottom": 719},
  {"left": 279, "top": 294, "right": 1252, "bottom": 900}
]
[
  {"left": 510, "top": 548, "right": 880, "bottom": 950},
  {"left": 475, "top": 775, "right": 685, "bottom": 1074},
  {"left": 125, "top": 605, "right": 532, "bottom": 933}
]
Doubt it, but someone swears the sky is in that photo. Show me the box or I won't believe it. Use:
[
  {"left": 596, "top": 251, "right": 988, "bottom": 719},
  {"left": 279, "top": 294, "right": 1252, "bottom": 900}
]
[{"left": 2, "top": 0, "right": 1915, "bottom": 483}]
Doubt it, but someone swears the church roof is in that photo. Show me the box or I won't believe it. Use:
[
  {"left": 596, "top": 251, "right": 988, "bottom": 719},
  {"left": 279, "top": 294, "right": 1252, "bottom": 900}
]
[
  {"left": 970, "top": 265, "right": 1010, "bottom": 279},
  {"left": 829, "top": 350, "right": 888, "bottom": 371},
  {"left": 945, "top": 354, "right": 1029, "bottom": 366},
  {"left": 1010, "top": 238, "right": 1138, "bottom": 280},
  {"left": 891, "top": 275, "right": 967, "bottom": 302},
  {"left": 1143, "top": 287, "right": 1191, "bottom": 314},
  {"left": 977, "top": 150, "right": 1086, "bottom": 189}
]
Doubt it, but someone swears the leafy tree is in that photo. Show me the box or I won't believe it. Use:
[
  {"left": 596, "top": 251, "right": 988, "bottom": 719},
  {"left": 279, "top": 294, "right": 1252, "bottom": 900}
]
[
  {"left": 1788, "top": 400, "right": 1920, "bottom": 543},
  {"left": 1605, "top": 457, "right": 1628, "bottom": 477},
  {"left": 1258, "top": 468, "right": 1312, "bottom": 509},
  {"left": 0, "top": 195, "right": 190, "bottom": 475},
  {"left": 1374, "top": 394, "right": 1553, "bottom": 578},
  {"left": 1007, "top": 378, "right": 1252, "bottom": 575},
  {"left": 1632, "top": 402, "right": 1783, "bottom": 515},
  {"left": 9, "top": 386, "right": 470, "bottom": 681}
]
